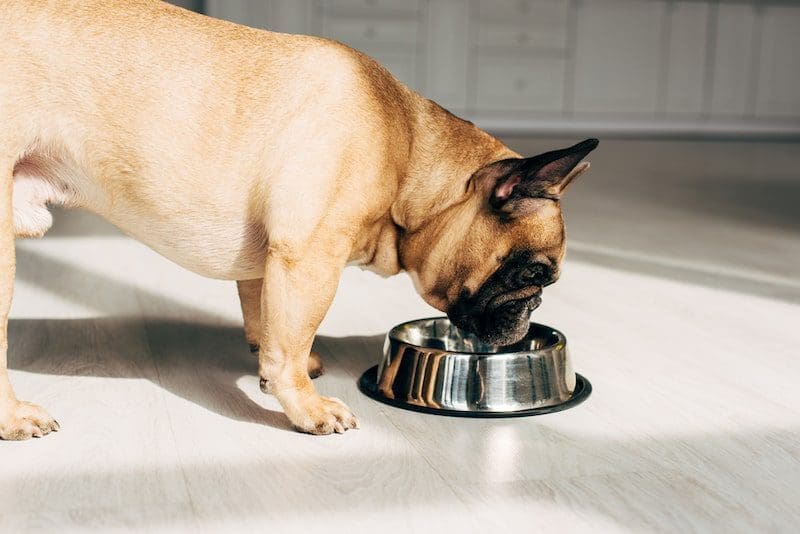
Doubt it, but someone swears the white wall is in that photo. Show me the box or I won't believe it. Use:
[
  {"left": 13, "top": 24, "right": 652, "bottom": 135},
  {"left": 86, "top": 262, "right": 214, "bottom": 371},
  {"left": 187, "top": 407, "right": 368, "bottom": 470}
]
[{"left": 192, "top": 0, "right": 800, "bottom": 137}]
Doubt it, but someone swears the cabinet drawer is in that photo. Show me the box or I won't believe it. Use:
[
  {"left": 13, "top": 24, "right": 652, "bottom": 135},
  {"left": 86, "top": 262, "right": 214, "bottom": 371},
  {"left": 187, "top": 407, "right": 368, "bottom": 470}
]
[
  {"left": 755, "top": 4, "right": 800, "bottom": 117},
  {"left": 475, "top": 56, "right": 565, "bottom": 112},
  {"left": 478, "top": 23, "right": 567, "bottom": 50},
  {"left": 320, "top": 0, "right": 418, "bottom": 15},
  {"left": 573, "top": 0, "right": 664, "bottom": 113},
  {"left": 477, "top": 0, "right": 566, "bottom": 23},
  {"left": 322, "top": 16, "right": 418, "bottom": 46},
  {"left": 477, "top": 0, "right": 568, "bottom": 51},
  {"left": 709, "top": 2, "right": 757, "bottom": 115}
]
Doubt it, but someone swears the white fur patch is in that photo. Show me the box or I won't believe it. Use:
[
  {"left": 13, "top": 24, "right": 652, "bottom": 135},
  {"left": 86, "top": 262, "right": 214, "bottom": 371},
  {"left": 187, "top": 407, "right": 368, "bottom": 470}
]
[{"left": 11, "top": 172, "right": 69, "bottom": 237}]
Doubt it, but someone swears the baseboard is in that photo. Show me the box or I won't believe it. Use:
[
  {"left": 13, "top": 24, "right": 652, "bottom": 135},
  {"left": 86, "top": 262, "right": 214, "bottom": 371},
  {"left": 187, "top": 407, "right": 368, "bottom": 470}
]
[{"left": 464, "top": 115, "right": 800, "bottom": 141}]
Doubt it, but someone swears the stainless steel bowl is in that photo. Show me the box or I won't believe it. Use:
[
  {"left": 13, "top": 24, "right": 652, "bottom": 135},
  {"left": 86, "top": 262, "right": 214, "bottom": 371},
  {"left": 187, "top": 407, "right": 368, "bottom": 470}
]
[{"left": 358, "top": 317, "right": 591, "bottom": 417}]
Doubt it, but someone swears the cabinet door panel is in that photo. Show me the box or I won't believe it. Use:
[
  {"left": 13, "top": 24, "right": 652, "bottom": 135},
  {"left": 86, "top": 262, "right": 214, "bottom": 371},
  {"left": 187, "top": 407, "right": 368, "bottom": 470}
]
[
  {"left": 322, "top": 17, "right": 418, "bottom": 47},
  {"left": 478, "top": 24, "right": 567, "bottom": 51},
  {"left": 574, "top": 0, "right": 666, "bottom": 114},
  {"left": 268, "top": 0, "right": 312, "bottom": 34},
  {"left": 427, "top": 0, "right": 469, "bottom": 110},
  {"left": 664, "top": 1, "right": 709, "bottom": 115},
  {"left": 755, "top": 5, "right": 800, "bottom": 117},
  {"left": 475, "top": 56, "right": 565, "bottom": 112},
  {"left": 477, "top": 0, "right": 568, "bottom": 50},
  {"left": 477, "top": 0, "right": 558, "bottom": 22},
  {"left": 709, "top": 3, "right": 757, "bottom": 116},
  {"left": 205, "top": 0, "right": 258, "bottom": 26},
  {"left": 320, "top": 0, "right": 418, "bottom": 15}
]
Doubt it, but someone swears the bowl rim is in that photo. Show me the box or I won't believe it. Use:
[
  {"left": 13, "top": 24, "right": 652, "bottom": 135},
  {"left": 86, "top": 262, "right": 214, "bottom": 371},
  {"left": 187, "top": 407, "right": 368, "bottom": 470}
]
[{"left": 387, "top": 316, "right": 567, "bottom": 356}]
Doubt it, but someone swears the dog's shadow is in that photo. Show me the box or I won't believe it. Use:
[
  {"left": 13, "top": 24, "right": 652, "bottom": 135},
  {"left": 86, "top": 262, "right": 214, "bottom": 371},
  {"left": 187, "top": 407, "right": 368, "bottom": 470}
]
[
  {"left": 9, "top": 317, "right": 384, "bottom": 432},
  {"left": 10, "top": 246, "right": 385, "bottom": 432}
]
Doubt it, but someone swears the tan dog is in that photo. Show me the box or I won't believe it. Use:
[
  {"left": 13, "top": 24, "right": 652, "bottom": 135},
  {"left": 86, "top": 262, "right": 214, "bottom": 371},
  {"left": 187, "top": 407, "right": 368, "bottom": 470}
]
[{"left": 0, "top": 0, "right": 597, "bottom": 439}]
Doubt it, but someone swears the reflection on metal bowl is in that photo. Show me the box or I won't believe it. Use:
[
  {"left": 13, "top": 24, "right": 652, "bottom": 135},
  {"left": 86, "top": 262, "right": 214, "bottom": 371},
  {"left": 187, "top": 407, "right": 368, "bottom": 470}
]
[{"left": 358, "top": 317, "right": 591, "bottom": 417}]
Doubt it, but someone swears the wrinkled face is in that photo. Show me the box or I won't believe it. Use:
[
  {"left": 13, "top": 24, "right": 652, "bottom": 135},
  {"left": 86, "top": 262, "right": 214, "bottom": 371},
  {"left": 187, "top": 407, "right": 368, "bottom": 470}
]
[
  {"left": 402, "top": 139, "right": 597, "bottom": 346},
  {"left": 446, "top": 210, "right": 565, "bottom": 345}
]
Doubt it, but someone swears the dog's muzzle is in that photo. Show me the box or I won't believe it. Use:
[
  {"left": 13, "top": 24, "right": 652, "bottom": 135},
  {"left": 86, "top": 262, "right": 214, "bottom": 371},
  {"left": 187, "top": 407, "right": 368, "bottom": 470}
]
[{"left": 447, "top": 288, "right": 542, "bottom": 346}]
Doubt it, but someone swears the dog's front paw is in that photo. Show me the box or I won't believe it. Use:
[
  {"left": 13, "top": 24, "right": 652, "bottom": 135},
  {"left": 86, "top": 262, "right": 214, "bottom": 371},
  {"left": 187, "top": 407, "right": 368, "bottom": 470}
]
[
  {"left": 0, "top": 401, "right": 60, "bottom": 440},
  {"left": 287, "top": 395, "right": 359, "bottom": 435}
]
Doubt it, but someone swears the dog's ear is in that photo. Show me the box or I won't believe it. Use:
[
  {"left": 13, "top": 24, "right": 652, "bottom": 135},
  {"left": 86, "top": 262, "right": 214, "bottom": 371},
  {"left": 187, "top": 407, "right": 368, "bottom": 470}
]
[{"left": 486, "top": 138, "right": 598, "bottom": 216}]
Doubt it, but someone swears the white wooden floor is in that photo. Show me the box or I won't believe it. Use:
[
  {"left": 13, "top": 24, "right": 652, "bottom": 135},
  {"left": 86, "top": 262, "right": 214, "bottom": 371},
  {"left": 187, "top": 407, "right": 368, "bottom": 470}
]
[{"left": 2, "top": 138, "right": 799, "bottom": 533}]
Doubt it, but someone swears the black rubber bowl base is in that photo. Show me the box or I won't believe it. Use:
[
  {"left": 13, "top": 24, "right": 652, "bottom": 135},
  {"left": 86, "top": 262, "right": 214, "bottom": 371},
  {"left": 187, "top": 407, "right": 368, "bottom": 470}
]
[{"left": 358, "top": 365, "right": 592, "bottom": 418}]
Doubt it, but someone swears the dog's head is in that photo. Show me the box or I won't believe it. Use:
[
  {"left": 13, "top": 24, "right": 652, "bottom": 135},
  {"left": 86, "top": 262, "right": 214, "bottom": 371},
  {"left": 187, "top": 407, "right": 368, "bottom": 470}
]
[{"left": 401, "top": 138, "right": 598, "bottom": 345}]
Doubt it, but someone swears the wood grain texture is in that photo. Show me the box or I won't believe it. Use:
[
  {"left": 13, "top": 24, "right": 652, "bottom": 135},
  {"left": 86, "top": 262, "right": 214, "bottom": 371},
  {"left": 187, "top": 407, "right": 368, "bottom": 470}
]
[{"left": 2, "top": 138, "right": 799, "bottom": 532}]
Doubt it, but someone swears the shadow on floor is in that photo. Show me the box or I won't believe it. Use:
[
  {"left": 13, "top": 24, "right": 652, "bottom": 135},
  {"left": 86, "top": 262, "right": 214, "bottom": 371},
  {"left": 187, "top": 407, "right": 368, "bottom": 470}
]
[
  {"left": 8, "top": 317, "right": 384, "bottom": 433},
  {"left": 621, "top": 174, "right": 800, "bottom": 232},
  {"left": 11, "top": 247, "right": 386, "bottom": 430},
  {"left": 15, "top": 247, "right": 224, "bottom": 324},
  {"left": 686, "top": 177, "right": 800, "bottom": 231}
]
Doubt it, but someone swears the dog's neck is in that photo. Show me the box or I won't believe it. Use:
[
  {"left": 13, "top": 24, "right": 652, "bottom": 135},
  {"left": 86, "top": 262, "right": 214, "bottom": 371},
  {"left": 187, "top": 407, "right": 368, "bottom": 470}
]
[
  {"left": 392, "top": 100, "right": 517, "bottom": 231},
  {"left": 359, "top": 99, "right": 517, "bottom": 277}
]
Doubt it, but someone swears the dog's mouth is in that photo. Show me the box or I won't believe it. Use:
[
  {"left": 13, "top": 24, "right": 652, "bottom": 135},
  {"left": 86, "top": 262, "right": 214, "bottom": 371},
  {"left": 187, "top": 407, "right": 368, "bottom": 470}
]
[
  {"left": 448, "top": 288, "right": 542, "bottom": 346},
  {"left": 487, "top": 285, "right": 542, "bottom": 311}
]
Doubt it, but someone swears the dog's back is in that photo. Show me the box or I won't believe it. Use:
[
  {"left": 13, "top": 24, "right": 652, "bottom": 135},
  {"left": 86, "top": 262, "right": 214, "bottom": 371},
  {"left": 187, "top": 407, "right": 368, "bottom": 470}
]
[
  {"left": 1, "top": 0, "right": 421, "bottom": 279},
  {"left": 1, "top": 0, "right": 408, "bottom": 145}
]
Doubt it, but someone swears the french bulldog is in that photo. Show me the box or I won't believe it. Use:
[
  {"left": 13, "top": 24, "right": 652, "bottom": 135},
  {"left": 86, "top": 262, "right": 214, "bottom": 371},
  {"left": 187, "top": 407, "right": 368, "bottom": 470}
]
[{"left": 0, "top": 0, "right": 596, "bottom": 439}]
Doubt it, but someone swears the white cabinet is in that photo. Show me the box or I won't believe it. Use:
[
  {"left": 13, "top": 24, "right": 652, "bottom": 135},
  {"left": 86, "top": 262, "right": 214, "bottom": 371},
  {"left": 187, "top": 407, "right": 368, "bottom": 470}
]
[
  {"left": 663, "top": 1, "right": 709, "bottom": 115},
  {"left": 205, "top": 0, "right": 266, "bottom": 27},
  {"left": 204, "top": 0, "right": 313, "bottom": 33},
  {"left": 476, "top": 0, "right": 568, "bottom": 51},
  {"left": 322, "top": 17, "right": 418, "bottom": 46},
  {"left": 269, "top": 1, "right": 313, "bottom": 34},
  {"left": 755, "top": 4, "right": 800, "bottom": 117},
  {"left": 472, "top": 0, "right": 568, "bottom": 113},
  {"left": 320, "top": 0, "right": 417, "bottom": 14},
  {"left": 317, "top": 1, "right": 423, "bottom": 88},
  {"left": 426, "top": 0, "right": 469, "bottom": 111},
  {"left": 475, "top": 56, "right": 565, "bottom": 112},
  {"left": 573, "top": 0, "right": 666, "bottom": 114},
  {"left": 709, "top": 3, "right": 758, "bottom": 116},
  {"left": 198, "top": 0, "right": 800, "bottom": 134}
]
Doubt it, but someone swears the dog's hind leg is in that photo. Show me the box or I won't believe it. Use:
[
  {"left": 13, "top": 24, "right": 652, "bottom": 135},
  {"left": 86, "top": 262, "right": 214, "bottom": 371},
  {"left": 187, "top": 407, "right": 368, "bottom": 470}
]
[
  {"left": 236, "top": 279, "right": 324, "bottom": 379},
  {"left": 0, "top": 158, "right": 59, "bottom": 440}
]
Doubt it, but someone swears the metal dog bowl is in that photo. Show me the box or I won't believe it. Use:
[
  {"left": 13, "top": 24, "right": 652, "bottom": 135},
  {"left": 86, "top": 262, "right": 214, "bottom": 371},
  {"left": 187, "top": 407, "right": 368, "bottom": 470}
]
[{"left": 358, "top": 317, "right": 591, "bottom": 417}]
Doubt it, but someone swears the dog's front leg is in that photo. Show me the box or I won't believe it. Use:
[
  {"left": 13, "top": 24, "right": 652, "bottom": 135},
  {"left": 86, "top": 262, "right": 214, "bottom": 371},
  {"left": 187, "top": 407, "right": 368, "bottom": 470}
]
[
  {"left": 257, "top": 241, "right": 359, "bottom": 435},
  {"left": 0, "top": 161, "right": 59, "bottom": 440},
  {"left": 237, "top": 279, "right": 324, "bottom": 379}
]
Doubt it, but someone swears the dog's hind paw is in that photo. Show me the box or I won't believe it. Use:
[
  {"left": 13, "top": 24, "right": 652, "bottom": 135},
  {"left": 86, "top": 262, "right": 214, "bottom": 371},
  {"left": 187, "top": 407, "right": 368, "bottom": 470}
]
[
  {"left": 0, "top": 401, "right": 60, "bottom": 440},
  {"left": 307, "top": 351, "right": 325, "bottom": 379}
]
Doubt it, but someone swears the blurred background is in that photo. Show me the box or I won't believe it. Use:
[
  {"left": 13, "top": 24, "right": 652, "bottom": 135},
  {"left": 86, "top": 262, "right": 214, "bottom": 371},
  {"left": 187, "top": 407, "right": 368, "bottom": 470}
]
[{"left": 170, "top": 0, "right": 800, "bottom": 138}]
